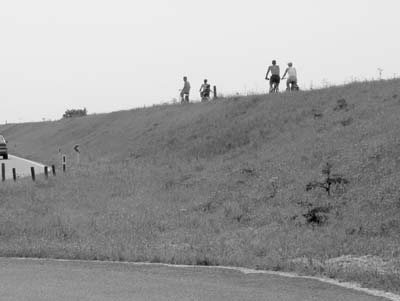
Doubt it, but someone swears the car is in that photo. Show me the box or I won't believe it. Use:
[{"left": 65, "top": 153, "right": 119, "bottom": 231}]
[{"left": 0, "top": 135, "right": 8, "bottom": 159}]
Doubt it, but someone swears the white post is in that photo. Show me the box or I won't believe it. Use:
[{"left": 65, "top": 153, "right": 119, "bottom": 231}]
[{"left": 58, "top": 147, "right": 62, "bottom": 168}]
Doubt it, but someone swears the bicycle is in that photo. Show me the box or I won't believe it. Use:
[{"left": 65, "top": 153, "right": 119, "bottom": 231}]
[
  {"left": 289, "top": 82, "right": 300, "bottom": 91},
  {"left": 179, "top": 90, "right": 190, "bottom": 103},
  {"left": 200, "top": 94, "right": 211, "bottom": 102},
  {"left": 266, "top": 78, "right": 279, "bottom": 93},
  {"left": 282, "top": 78, "right": 300, "bottom": 92},
  {"left": 181, "top": 94, "right": 189, "bottom": 103},
  {"left": 200, "top": 89, "right": 214, "bottom": 102}
]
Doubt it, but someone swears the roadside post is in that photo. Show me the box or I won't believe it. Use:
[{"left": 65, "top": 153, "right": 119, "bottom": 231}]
[
  {"left": 73, "top": 144, "right": 80, "bottom": 165},
  {"left": 213, "top": 86, "right": 217, "bottom": 99},
  {"left": 31, "top": 167, "right": 35, "bottom": 181},
  {"left": 44, "top": 166, "right": 48, "bottom": 179},
  {"left": 52, "top": 165, "right": 56, "bottom": 176},
  {"left": 1, "top": 163, "right": 5, "bottom": 181},
  {"left": 12, "top": 168, "right": 16, "bottom": 181},
  {"left": 62, "top": 155, "right": 66, "bottom": 172}
]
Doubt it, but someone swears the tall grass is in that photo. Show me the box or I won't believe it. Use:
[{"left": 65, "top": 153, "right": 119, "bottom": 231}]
[{"left": 1, "top": 79, "right": 400, "bottom": 292}]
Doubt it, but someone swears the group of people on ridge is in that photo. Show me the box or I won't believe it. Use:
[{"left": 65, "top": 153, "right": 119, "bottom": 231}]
[
  {"left": 180, "top": 77, "right": 212, "bottom": 103},
  {"left": 180, "top": 60, "right": 298, "bottom": 103},
  {"left": 265, "top": 60, "right": 299, "bottom": 93}
]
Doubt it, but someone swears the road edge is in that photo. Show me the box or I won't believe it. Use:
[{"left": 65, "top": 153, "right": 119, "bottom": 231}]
[
  {"left": 8, "top": 155, "right": 47, "bottom": 168},
  {"left": 3, "top": 257, "right": 400, "bottom": 301}
]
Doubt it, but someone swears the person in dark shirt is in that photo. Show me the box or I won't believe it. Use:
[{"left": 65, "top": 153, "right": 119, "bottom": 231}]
[{"left": 265, "top": 60, "right": 281, "bottom": 93}]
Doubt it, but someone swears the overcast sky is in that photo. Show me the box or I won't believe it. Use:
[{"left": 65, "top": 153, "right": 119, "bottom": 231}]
[{"left": 0, "top": 0, "right": 399, "bottom": 122}]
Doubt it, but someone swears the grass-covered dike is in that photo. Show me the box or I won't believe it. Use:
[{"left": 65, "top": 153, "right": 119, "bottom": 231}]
[{"left": 1, "top": 79, "right": 400, "bottom": 293}]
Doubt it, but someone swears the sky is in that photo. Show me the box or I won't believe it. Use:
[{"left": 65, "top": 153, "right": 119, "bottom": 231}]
[{"left": 0, "top": 0, "right": 399, "bottom": 122}]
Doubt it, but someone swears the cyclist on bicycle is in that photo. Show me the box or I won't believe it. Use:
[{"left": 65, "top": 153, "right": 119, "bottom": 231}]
[
  {"left": 199, "top": 79, "right": 211, "bottom": 102},
  {"left": 265, "top": 60, "right": 281, "bottom": 93},
  {"left": 282, "top": 62, "right": 298, "bottom": 91}
]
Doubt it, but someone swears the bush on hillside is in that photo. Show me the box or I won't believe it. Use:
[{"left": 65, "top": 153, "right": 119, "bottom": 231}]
[
  {"left": 292, "top": 163, "right": 351, "bottom": 227},
  {"left": 63, "top": 108, "right": 88, "bottom": 119}
]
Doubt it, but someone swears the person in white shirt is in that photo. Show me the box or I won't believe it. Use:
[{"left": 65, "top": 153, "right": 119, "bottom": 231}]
[
  {"left": 180, "top": 76, "right": 191, "bottom": 103},
  {"left": 282, "top": 62, "right": 299, "bottom": 91}
]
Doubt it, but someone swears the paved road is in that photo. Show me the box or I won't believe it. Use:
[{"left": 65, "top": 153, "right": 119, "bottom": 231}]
[
  {"left": 0, "top": 258, "right": 393, "bottom": 301},
  {"left": 0, "top": 155, "right": 47, "bottom": 180}
]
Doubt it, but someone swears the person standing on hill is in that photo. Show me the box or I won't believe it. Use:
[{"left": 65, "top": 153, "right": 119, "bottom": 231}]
[
  {"left": 180, "top": 76, "right": 191, "bottom": 103},
  {"left": 265, "top": 60, "right": 281, "bottom": 93},
  {"left": 199, "top": 79, "right": 211, "bottom": 102},
  {"left": 282, "top": 62, "right": 299, "bottom": 91}
]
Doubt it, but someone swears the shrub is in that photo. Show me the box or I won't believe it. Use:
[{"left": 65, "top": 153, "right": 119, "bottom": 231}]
[{"left": 63, "top": 108, "right": 88, "bottom": 119}]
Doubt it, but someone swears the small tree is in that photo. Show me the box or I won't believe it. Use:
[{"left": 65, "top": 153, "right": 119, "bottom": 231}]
[{"left": 306, "top": 163, "right": 349, "bottom": 196}]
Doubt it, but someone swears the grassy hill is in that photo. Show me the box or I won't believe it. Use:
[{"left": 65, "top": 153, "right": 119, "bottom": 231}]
[{"left": 1, "top": 79, "right": 400, "bottom": 293}]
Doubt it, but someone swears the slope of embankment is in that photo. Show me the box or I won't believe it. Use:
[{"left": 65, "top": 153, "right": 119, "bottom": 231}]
[{"left": 1, "top": 79, "right": 400, "bottom": 293}]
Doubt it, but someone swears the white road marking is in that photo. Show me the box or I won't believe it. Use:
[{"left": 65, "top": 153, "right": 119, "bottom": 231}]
[{"left": 3, "top": 257, "right": 400, "bottom": 301}]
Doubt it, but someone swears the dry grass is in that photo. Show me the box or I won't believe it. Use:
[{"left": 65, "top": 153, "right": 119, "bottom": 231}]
[{"left": 1, "top": 79, "right": 400, "bottom": 293}]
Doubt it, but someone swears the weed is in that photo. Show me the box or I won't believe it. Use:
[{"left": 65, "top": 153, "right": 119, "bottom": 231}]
[
  {"left": 334, "top": 98, "right": 349, "bottom": 111},
  {"left": 241, "top": 168, "right": 256, "bottom": 175},
  {"left": 340, "top": 117, "right": 353, "bottom": 126},
  {"left": 311, "top": 109, "right": 323, "bottom": 119},
  {"left": 269, "top": 177, "right": 278, "bottom": 199},
  {"left": 303, "top": 205, "right": 331, "bottom": 226},
  {"left": 301, "top": 163, "right": 349, "bottom": 226},
  {"left": 306, "top": 163, "right": 349, "bottom": 196}
]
